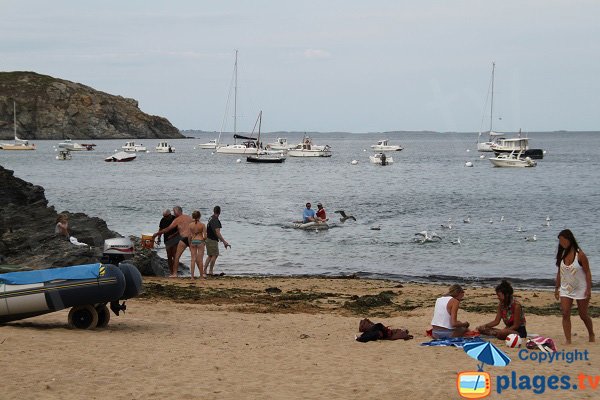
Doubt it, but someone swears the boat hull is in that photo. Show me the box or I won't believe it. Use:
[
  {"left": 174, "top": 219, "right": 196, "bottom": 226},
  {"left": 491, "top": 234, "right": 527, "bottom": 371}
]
[
  {"left": 288, "top": 149, "right": 332, "bottom": 157},
  {"left": 105, "top": 152, "right": 136, "bottom": 162},
  {"left": 370, "top": 146, "right": 403, "bottom": 152},
  {"left": 0, "top": 143, "right": 36, "bottom": 150},
  {"left": 369, "top": 154, "right": 394, "bottom": 165},
  {"left": 246, "top": 155, "right": 286, "bottom": 163},
  {"left": 488, "top": 157, "right": 536, "bottom": 168},
  {"left": 293, "top": 221, "right": 329, "bottom": 230},
  {"left": 0, "top": 263, "right": 142, "bottom": 324},
  {"left": 216, "top": 146, "right": 259, "bottom": 154}
]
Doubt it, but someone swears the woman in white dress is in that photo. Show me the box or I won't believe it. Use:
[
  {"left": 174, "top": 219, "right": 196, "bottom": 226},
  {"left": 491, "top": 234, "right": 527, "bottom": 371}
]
[{"left": 555, "top": 229, "right": 595, "bottom": 344}]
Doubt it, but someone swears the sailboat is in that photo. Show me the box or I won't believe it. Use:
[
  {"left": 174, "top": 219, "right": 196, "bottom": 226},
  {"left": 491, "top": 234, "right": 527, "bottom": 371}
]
[
  {"left": 477, "top": 62, "right": 503, "bottom": 152},
  {"left": 0, "top": 102, "right": 36, "bottom": 151},
  {"left": 216, "top": 50, "right": 260, "bottom": 155},
  {"left": 246, "top": 111, "right": 286, "bottom": 163}
]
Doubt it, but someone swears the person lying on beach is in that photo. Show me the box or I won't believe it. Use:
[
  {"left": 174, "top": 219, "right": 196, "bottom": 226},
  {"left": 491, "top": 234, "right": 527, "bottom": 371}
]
[
  {"left": 356, "top": 318, "right": 413, "bottom": 342},
  {"left": 477, "top": 280, "right": 527, "bottom": 339},
  {"left": 430, "top": 284, "right": 470, "bottom": 339}
]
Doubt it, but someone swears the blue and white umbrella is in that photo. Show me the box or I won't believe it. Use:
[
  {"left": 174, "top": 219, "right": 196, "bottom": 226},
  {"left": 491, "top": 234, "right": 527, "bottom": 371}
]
[{"left": 463, "top": 340, "right": 511, "bottom": 371}]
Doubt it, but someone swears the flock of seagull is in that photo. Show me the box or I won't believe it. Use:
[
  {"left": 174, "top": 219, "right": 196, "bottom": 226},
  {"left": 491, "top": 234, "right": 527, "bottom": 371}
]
[{"left": 413, "top": 215, "right": 552, "bottom": 245}]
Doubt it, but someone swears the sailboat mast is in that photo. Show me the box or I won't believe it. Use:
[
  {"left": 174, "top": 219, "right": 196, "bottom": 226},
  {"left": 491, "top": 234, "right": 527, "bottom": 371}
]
[
  {"left": 13, "top": 101, "right": 17, "bottom": 139},
  {"left": 233, "top": 49, "right": 238, "bottom": 135},
  {"left": 256, "top": 111, "right": 262, "bottom": 155},
  {"left": 489, "top": 62, "right": 495, "bottom": 132}
]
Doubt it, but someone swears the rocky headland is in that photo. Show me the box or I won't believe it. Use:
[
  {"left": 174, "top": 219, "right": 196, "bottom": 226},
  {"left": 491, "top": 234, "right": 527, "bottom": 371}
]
[
  {"left": 0, "top": 165, "right": 172, "bottom": 275},
  {"left": 0, "top": 71, "right": 184, "bottom": 140}
]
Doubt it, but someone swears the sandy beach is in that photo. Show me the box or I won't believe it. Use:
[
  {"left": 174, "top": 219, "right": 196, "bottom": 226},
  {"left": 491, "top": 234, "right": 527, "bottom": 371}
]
[{"left": 2, "top": 276, "right": 598, "bottom": 399}]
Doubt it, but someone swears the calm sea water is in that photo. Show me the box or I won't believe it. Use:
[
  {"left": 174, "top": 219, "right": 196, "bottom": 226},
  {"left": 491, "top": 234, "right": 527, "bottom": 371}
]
[{"left": 2, "top": 131, "right": 599, "bottom": 287}]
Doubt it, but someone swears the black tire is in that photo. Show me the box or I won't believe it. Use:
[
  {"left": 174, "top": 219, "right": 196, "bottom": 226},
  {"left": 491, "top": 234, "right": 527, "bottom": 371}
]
[
  {"left": 68, "top": 305, "right": 99, "bottom": 329},
  {"left": 95, "top": 305, "right": 111, "bottom": 328}
]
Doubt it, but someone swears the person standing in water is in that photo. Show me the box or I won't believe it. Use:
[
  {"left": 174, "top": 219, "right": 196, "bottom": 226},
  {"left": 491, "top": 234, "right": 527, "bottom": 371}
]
[
  {"left": 152, "top": 206, "right": 193, "bottom": 277},
  {"left": 204, "top": 206, "right": 230, "bottom": 276},
  {"left": 555, "top": 229, "right": 595, "bottom": 344},
  {"left": 188, "top": 210, "right": 206, "bottom": 279}
]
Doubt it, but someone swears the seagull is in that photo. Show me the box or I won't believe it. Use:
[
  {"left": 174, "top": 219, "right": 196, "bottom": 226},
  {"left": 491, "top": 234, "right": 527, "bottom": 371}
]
[
  {"left": 546, "top": 216, "right": 551, "bottom": 222},
  {"left": 516, "top": 225, "right": 524, "bottom": 232},
  {"left": 542, "top": 221, "right": 551, "bottom": 227},
  {"left": 334, "top": 210, "right": 356, "bottom": 223},
  {"left": 525, "top": 234, "right": 537, "bottom": 242},
  {"left": 451, "top": 237, "right": 462, "bottom": 246},
  {"left": 414, "top": 231, "right": 442, "bottom": 244},
  {"left": 500, "top": 216, "right": 505, "bottom": 222},
  {"left": 463, "top": 216, "right": 471, "bottom": 224},
  {"left": 440, "top": 223, "right": 452, "bottom": 230},
  {"left": 489, "top": 218, "right": 494, "bottom": 224}
]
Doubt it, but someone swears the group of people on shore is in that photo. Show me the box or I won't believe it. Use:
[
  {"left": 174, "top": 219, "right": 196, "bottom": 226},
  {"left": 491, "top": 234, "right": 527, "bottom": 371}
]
[
  {"left": 153, "top": 205, "right": 230, "bottom": 279},
  {"left": 431, "top": 229, "right": 595, "bottom": 344}
]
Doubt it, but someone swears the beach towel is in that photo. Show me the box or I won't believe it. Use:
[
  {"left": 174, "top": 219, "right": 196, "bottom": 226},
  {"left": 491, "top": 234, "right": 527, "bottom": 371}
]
[
  {"left": 526, "top": 336, "right": 557, "bottom": 353},
  {"left": 420, "top": 337, "right": 484, "bottom": 348},
  {"left": 425, "top": 329, "right": 481, "bottom": 338}
]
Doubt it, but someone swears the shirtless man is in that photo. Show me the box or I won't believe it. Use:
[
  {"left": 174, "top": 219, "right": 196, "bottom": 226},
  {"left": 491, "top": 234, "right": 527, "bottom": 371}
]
[{"left": 153, "top": 206, "right": 193, "bottom": 277}]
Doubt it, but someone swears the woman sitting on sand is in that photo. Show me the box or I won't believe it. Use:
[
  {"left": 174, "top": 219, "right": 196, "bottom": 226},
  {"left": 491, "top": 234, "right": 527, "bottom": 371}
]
[
  {"left": 477, "top": 280, "right": 527, "bottom": 339},
  {"left": 430, "top": 284, "right": 470, "bottom": 339}
]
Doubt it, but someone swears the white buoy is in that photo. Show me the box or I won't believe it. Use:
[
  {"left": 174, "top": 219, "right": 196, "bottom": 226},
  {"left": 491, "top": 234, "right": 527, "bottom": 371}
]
[
  {"left": 465, "top": 161, "right": 473, "bottom": 167},
  {"left": 543, "top": 150, "right": 547, "bottom": 154},
  {"left": 351, "top": 160, "right": 358, "bottom": 165},
  {"left": 363, "top": 149, "right": 367, "bottom": 152},
  {"left": 236, "top": 158, "right": 241, "bottom": 163},
  {"left": 466, "top": 149, "right": 470, "bottom": 152}
]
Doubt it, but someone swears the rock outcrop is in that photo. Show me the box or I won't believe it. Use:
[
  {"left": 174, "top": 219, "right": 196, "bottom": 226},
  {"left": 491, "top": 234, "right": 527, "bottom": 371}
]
[
  {"left": 0, "top": 71, "right": 184, "bottom": 140},
  {"left": 0, "top": 165, "right": 173, "bottom": 275}
]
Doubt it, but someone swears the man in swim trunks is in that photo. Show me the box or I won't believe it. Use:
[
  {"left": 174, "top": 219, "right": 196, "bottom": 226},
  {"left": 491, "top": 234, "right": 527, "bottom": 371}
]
[
  {"left": 153, "top": 206, "right": 193, "bottom": 277},
  {"left": 204, "top": 205, "right": 230, "bottom": 276}
]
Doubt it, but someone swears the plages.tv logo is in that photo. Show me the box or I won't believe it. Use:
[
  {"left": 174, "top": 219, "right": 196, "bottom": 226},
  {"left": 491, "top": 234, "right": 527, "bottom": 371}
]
[{"left": 456, "top": 371, "right": 491, "bottom": 399}]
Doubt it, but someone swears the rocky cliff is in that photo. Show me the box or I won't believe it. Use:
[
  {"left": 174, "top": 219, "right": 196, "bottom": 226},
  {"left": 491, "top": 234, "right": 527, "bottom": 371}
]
[
  {"left": 0, "top": 165, "right": 173, "bottom": 276},
  {"left": 0, "top": 71, "right": 184, "bottom": 140}
]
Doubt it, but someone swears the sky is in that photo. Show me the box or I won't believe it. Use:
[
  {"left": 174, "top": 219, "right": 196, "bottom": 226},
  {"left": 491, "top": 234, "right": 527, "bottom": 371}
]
[{"left": 2, "top": 0, "right": 599, "bottom": 133}]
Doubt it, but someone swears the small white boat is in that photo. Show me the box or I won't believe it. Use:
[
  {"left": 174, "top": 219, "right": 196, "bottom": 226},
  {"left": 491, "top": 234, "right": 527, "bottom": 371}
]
[
  {"left": 370, "top": 139, "right": 403, "bottom": 152},
  {"left": 369, "top": 153, "right": 394, "bottom": 165},
  {"left": 488, "top": 150, "right": 536, "bottom": 168},
  {"left": 1, "top": 102, "right": 36, "bottom": 151},
  {"left": 292, "top": 221, "right": 330, "bottom": 230},
  {"left": 56, "top": 150, "right": 72, "bottom": 160},
  {"left": 122, "top": 141, "right": 147, "bottom": 152},
  {"left": 216, "top": 139, "right": 259, "bottom": 154},
  {"left": 105, "top": 151, "right": 136, "bottom": 162},
  {"left": 155, "top": 141, "right": 175, "bottom": 153},
  {"left": 58, "top": 139, "right": 87, "bottom": 151},
  {"left": 287, "top": 136, "right": 332, "bottom": 157},
  {"left": 197, "top": 139, "right": 218, "bottom": 149},
  {"left": 266, "top": 137, "right": 294, "bottom": 151}
]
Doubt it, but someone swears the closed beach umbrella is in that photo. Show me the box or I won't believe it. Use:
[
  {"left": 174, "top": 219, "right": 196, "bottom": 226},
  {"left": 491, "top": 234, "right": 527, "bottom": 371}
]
[{"left": 463, "top": 340, "right": 511, "bottom": 370}]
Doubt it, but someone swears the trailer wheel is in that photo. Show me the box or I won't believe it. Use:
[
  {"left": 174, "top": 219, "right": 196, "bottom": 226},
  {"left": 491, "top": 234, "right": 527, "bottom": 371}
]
[
  {"left": 95, "top": 305, "right": 111, "bottom": 328},
  {"left": 68, "top": 305, "right": 99, "bottom": 329}
]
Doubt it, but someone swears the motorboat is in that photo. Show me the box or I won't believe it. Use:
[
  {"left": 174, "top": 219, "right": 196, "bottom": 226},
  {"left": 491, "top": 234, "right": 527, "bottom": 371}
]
[
  {"left": 155, "top": 141, "right": 175, "bottom": 153},
  {"left": 287, "top": 136, "right": 332, "bottom": 157},
  {"left": 491, "top": 135, "right": 544, "bottom": 159},
  {"left": 292, "top": 221, "right": 330, "bottom": 230},
  {"left": 122, "top": 141, "right": 147, "bottom": 152},
  {"left": 0, "top": 101, "right": 36, "bottom": 151},
  {"left": 245, "top": 112, "right": 286, "bottom": 163},
  {"left": 58, "top": 139, "right": 87, "bottom": 151},
  {"left": 105, "top": 151, "right": 136, "bottom": 162},
  {"left": 56, "top": 150, "right": 72, "bottom": 160},
  {"left": 370, "top": 139, "right": 403, "bottom": 152},
  {"left": 369, "top": 153, "right": 394, "bottom": 165},
  {"left": 265, "top": 137, "right": 294, "bottom": 151},
  {"left": 197, "top": 139, "right": 217, "bottom": 149},
  {"left": 488, "top": 150, "right": 537, "bottom": 168}
]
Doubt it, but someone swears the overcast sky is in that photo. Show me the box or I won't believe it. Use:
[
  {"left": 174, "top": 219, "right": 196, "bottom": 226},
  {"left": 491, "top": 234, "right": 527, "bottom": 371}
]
[{"left": 2, "top": 0, "right": 599, "bottom": 132}]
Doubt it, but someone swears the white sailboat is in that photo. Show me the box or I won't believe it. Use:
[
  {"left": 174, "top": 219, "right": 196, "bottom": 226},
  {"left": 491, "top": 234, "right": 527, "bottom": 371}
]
[
  {"left": 216, "top": 50, "right": 260, "bottom": 155},
  {"left": 477, "top": 62, "right": 503, "bottom": 152},
  {"left": 0, "top": 102, "right": 36, "bottom": 151},
  {"left": 246, "top": 111, "right": 286, "bottom": 163}
]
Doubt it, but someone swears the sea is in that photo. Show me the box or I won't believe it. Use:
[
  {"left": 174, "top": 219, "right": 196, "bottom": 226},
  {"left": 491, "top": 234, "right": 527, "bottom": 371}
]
[{"left": 2, "top": 131, "right": 599, "bottom": 289}]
